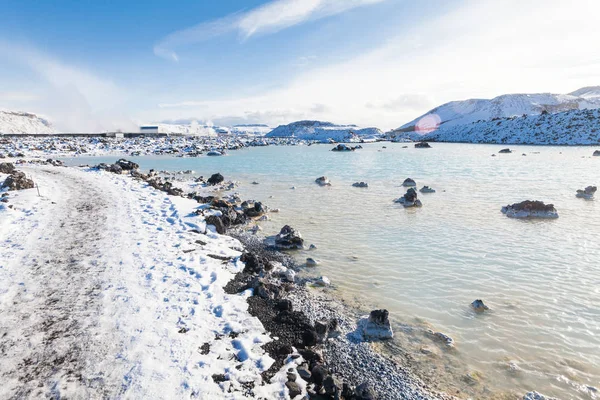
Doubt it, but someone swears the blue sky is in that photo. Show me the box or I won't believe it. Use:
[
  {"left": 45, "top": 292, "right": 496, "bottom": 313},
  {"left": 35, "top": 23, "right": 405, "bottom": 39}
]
[{"left": 1, "top": 0, "right": 599, "bottom": 132}]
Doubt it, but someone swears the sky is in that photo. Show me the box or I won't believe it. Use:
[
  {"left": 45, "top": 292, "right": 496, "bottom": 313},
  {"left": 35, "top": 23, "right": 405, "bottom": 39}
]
[{"left": 1, "top": 0, "right": 600, "bottom": 132}]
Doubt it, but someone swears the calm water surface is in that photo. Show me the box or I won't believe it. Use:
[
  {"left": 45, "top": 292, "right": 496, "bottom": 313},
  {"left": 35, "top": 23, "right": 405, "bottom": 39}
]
[{"left": 66, "top": 143, "right": 600, "bottom": 399}]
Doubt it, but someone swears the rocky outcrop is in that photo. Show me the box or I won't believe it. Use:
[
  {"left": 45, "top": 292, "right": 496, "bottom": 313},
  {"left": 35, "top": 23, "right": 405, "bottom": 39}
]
[
  {"left": 414, "top": 142, "right": 431, "bottom": 148},
  {"left": 331, "top": 144, "right": 357, "bottom": 152},
  {"left": 315, "top": 176, "right": 331, "bottom": 186},
  {"left": 207, "top": 173, "right": 225, "bottom": 185},
  {"left": 1, "top": 171, "right": 35, "bottom": 191},
  {"left": 471, "top": 299, "right": 489, "bottom": 312},
  {"left": 501, "top": 200, "right": 558, "bottom": 219},
  {"left": 576, "top": 186, "right": 597, "bottom": 199},
  {"left": 275, "top": 225, "right": 304, "bottom": 250},
  {"left": 402, "top": 178, "right": 416, "bottom": 187},
  {"left": 0, "top": 162, "right": 15, "bottom": 174},
  {"left": 395, "top": 188, "right": 422, "bottom": 208},
  {"left": 359, "top": 309, "right": 393, "bottom": 341}
]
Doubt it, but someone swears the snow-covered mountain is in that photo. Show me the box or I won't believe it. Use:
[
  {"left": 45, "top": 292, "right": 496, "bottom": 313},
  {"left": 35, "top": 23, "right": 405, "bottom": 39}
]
[
  {"left": 0, "top": 111, "right": 57, "bottom": 135},
  {"left": 227, "top": 124, "right": 272, "bottom": 136},
  {"left": 266, "top": 120, "right": 383, "bottom": 142},
  {"left": 395, "top": 87, "right": 600, "bottom": 134},
  {"left": 387, "top": 107, "right": 600, "bottom": 145}
]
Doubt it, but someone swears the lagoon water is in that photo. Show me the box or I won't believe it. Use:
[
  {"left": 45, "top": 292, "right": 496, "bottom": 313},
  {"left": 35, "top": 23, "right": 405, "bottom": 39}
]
[{"left": 67, "top": 143, "right": 600, "bottom": 399}]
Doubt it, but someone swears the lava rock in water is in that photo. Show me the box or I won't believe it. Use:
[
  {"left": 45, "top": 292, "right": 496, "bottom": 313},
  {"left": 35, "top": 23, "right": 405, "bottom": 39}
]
[
  {"left": 593, "top": 150, "right": 600, "bottom": 156},
  {"left": 360, "top": 309, "right": 393, "bottom": 340},
  {"left": 395, "top": 188, "right": 422, "bottom": 208},
  {"left": 305, "top": 257, "right": 319, "bottom": 267},
  {"left": 426, "top": 329, "right": 455, "bottom": 347},
  {"left": 331, "top": 143, "right": 356, "bottom": 152},
  {"left": 414, "top": 141, "right": 431, "bottom": 148},
  {"left": 501, "top": 200, "right": 558, "bottom": 219},
  {"left": 207, "top": 173, "right": 224, "bottom": 185},
  {"left": 576, "top": 186, "right": 597, "bottom": 199},
  {"left": 245, "top": 201, "right": 266, "bottom": 217},
  {"left": 419, "top": 185, "right": 436, "bottom": 193},
  {"left": 352, "top": 182, "right": 369, "bottom": 188},
  {"left": 0, "top": 162, "right": 15, "bottom": 174},
  {"left": 115, "top": 159, "right": 139, "bottom": 170},
  {"left": 499, "top": 148, "right": 512, "bottom": 154},
  {"left": 471, "top": 299, "right": 489, "bottom": 312},
  {"left": 315, "top": 176, "right": 331, "bottom": 186},
  {"left": 402, "top": 178, "right": 417, "bottom": 187},
  {"left": 2, "top": 171, "right": 34, "bottom": 191},
  {"left": 275, "top": 225, "right": 305, "bottom": 250},
  {"left": 207, "top": 150, "right": 224, "bottom": 156}
]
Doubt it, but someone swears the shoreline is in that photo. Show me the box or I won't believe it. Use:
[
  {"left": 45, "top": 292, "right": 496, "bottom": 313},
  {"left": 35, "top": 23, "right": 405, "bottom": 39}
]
[{"left": 0, "top": 159, "right": 452, "bottom": 399}]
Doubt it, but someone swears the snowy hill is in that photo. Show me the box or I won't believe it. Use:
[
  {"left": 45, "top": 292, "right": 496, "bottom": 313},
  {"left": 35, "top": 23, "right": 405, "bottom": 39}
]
[
  {"left": 396, "top": 87, "right": 600, "bottom": 134},
  {"left": 0, "top": 111, "right": 57, "bottom": 135},
  {"left": 151, "top": 122, "right": 218, "bottom": 136},
  {"left": 265, "top": 120, "right": 383, "bottom": 142},
  {"left": 388, "top": 108, "right": 600, "bottom": 145},
  {"left": 227, "top": 124, "right": 272, "bottom": 136}
]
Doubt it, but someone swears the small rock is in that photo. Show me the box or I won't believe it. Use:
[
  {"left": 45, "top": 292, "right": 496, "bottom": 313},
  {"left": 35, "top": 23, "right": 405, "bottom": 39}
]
[
  {"left": 471, "top": 299, "right": 489, "bottom": 312},
  {"left": 523, "top": 391, "right": 559, "bottom": 400},
  {"left": 306, "top": 257, "right": 319, "bottom": 267},
  {"left": 402, "top": 178, "right": 416, "bottom": 187},
  {"left": 419, "top": 185, "right": 436, "bottom": 193},
  {"left": 207, "top": 173, "right": 224, "bottom": 185},
  {"left": 315, "top": 176, "right": 331, "bottom": 186},
  {"left": 285, "top": 381, "right": 302, "bottom": 398},
  {"left": 314, "top": 276, "right": 331, "bottom": 287},
  {"left": 414, "top": 141, "right": 431, "bottom": 148},
  {"left": 352, "top": 182, "right": 369, "bottom": 188},
  {"left": 355, "top": 382, "right": 377, "bottom": 399},
  {"left": 297, "top": 364, "right": 311, "bottom": 381}
]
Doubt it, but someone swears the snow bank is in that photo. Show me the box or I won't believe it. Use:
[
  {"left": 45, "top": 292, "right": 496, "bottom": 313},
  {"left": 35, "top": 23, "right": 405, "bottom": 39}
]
[{"left": 0, "top": 110, "right": 56, "bottom": 135}]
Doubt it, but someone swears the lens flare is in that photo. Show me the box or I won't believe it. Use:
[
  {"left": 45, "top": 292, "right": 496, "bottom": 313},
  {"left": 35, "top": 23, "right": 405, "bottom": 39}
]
[{"left": 415, "top": 114, "right": 441, "bottom": 134}]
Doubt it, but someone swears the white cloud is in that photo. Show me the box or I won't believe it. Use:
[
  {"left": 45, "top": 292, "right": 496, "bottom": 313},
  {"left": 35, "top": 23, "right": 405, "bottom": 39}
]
[
  {"left": 149, "top": 0, "right": 600, "bottom": 130},
  {"left": 154, "top": 0, "right": 386, "bottom": 60}
]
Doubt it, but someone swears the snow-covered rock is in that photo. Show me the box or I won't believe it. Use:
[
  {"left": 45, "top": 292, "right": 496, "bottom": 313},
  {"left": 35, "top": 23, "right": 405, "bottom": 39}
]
[
  {"left": 501, "top": 201, "right": 559, "bottom": 219},
  {"left": 315, "top": 176, "right": 331, "bottom": 186},
  {"left": 576, "top": 186, "right": 597, "bottom": 200},
  {"left": 266, "top": 120, "right": 382, "bottom": 143},
  {"left": 0, "top": 111, "right": 56, "bottom": 135}
]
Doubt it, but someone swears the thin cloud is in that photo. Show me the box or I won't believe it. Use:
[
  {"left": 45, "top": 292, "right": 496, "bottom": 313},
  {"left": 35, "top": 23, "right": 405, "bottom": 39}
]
[{"left": 154, "top": 0, "right": 386, "bottom": 61}]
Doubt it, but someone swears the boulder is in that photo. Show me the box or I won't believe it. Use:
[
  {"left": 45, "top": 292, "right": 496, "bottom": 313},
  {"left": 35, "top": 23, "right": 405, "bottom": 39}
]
[
  {"left": 576, "top": 186, "right": 597, "bottom": 199},
  {"left": 360, "top": 309, "right": 393, "bottom": 340},
  {"left": 0, "top": 162, "right": 15, "bottom": 174},
  {"left": 207, "top": 173, "right": 224, "bottom": 185},
  {"left": 402, "top": 178, "right": 417, "bottom": 187},
  {"left": 501, "top": 200, "right": 558, "bottom": 219},
  {"left": 285, "top": 381, "right": 302, "bottom": 398},
  {"left": 593, "top": 150, "right": 600, "bottom": 156},
  {"left": 420, "top": 185, "right": 436, "bottom": 193},
  {"left": 395, "top": 188, "right": 422, "bottom": 208},
  {"left": 315, "top": 176, "right": 331, "bottom": 186},
  {"left": 275, "top": 225, "right": 304, "bottom": 250},
  {"left": 205, "top": 215, "right": 226, "bottom": 234},
  {"left": 331, "top": 144, "right": 356, "bottom": 152},
  {"left": 2, "top": 171, "right": 34, "bottom": 191},
  {"left": 471, "top": 299, "right": 489, "bottom": 312},
  {"left": 355, "top": 382, "right": 377, "bottom": 400},
  {"left": 414, "top": 141, "right": 431, "bottom": 148},
  {"left": 115, "top": 159, "right": 139, "bottom": 170}
]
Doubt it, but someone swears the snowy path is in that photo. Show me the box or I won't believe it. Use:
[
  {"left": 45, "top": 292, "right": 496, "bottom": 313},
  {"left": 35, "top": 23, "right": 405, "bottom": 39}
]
[{"left": 0, "top": 167, "right": 290, "bottom": 399}]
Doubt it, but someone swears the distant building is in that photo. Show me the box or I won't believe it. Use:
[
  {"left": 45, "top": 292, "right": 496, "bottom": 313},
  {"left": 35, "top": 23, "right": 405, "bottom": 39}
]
[{"left": 140, "top": 126, "right": 159, "bottom": 134}]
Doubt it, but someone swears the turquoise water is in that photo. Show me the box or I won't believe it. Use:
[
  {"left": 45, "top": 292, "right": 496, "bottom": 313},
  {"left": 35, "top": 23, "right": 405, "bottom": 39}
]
[{"left": 66, "top": 143, "right": 600, "bottom": 399}]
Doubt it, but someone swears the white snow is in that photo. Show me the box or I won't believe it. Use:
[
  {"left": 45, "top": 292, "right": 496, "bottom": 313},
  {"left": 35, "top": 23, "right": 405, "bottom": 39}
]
[
  {"left": 395, "top": 87, "right": 600, "bottom": 134},
  {"left": 0, "top": 166, "right": 294, "bottom": 399},
  {"left": 0, "top": 110, "right": 56, "bottom": 135},
  {"left": 388, "top": 107, "right": 600, "bottom": 145},
  {"left": 266, "top": 120, "right": 382, "bottom": 142}
]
